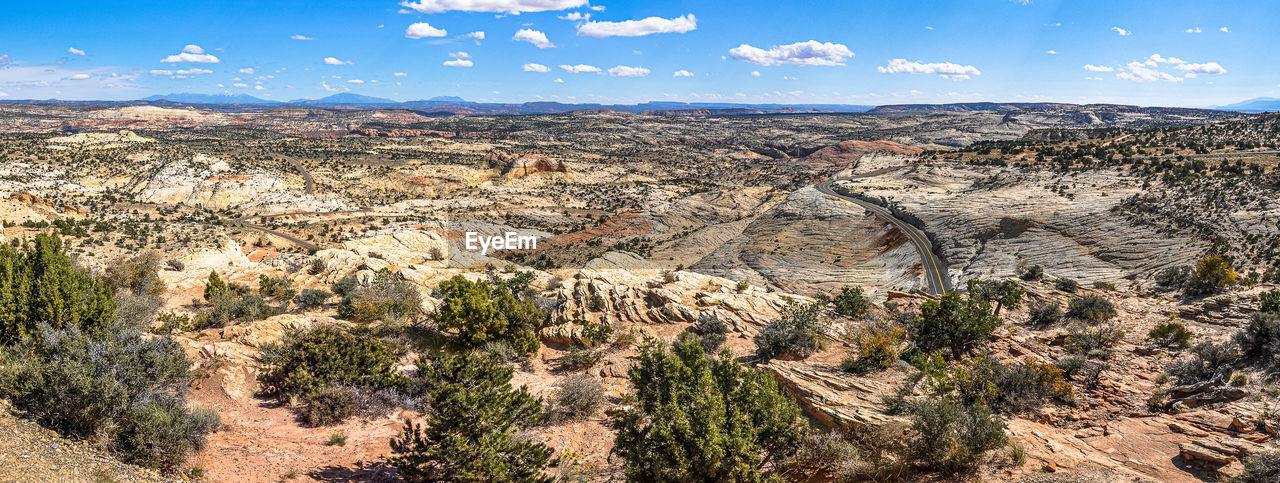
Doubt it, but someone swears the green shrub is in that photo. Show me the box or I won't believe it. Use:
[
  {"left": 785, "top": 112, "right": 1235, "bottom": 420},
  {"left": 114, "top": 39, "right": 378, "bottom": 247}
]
[
  {"left": 1169, "top": 340, "right": 1240, "bottom": 384},
  {"left": 0, "top": 234, "right": 117, "bottom": 343},
  {"left": 906, "top": 398, "right": 1006, "bottom": 474},
  {"left": 1066, "top": 321, "right": 1125, "bottom": 358},
  {"left": 1066, "top": 294, "right": 1116, "bottom": 322},
  {"left": 691, "top": 311, "right": 728, "bottom": 353},
  {"left": 832, "top": 285, "right": 871, "bottom": 318},
  {"left": 1231, "top": 372, "right": 1250, "bottom": 387},
  {"left": 910, "top": 290, "right": 1002, "bottom": 360},
  {"left": 1259, "top": 289, "right": 1280, "bottom": 315},
  {"left": 580, "top": 320, "right": 614, "bottom": 347},
  {"left": 965, "top": 279, "right": 1024, "bottom": 315},
  {"left": 1093, "top": 281, "right": 1117, "bottom": 291},
  {"left": 389, "top": 350, "right": 554, "bottom": 481},
  {"left": 611, "top": 333, "right": 805, "bottom": 481},
  {"left": 918, "top": 351, "right": 1071, "bottom": 414},
  {"left": 257, "top": 274, "right": 296, "bottom": 302},
  {"left": 783, "top": 429, "right": 862, "bottom": 481},
  {"left": 338, "top": 269, "right": 423, "bottom": 325},
  {"left": 1019, "top": 265, "right": 1044, "bottom": 281},
  {"left": 1236, "top": 451, "right": 1280, "bottom": 483},
  {"left": 1184, "top": 253, "right": 1238, "bottom": 296},
  {"left": 1028, "top": 302, "right": 1062, "bottom": 326},
  {"left": 1055, "top": 355, "right": 1087, "bottom": 380},
  {"left": 331, "top": 276, "right": 358, "bottom": 297},
  {"left": 1155, "top": 265, "right": 1191, "bottom": 290},
  {"left": 1235, "top": 312, "right": 1280, "bottom": 363},
  {"left": 549, "top": 374, "right": 605, "bottom": 422},
  {"left": 483, "top": 339, "right": 518, "bottom": 363},
  {"left": 558, "top": 347, "right": 604, "bottom": 370},
  {"left": 258, "top": 325, "right": 410, "bottom": 402},
  {"left": 755, "top": 302, "right": 829, "bottom": 360},
  {"left": 432, "top": 275, "right": 541, "bottom": 355},
  {"left": 293, "top": 289, "right": 332, "bottom": 310},
  {"left": 308, "top": 258, "right": 326, "bottom": 276},
  {"left": 0, "top": 322, "right": 212, "bottom": 470},
  {"left": 1148, "top": 321, "right": 1195, "bottom": 349},
  {"left": 196, "top": 293, "right": 283, "bottom": 329},
  {"left": 328, "top": 432, "right": 348, "bottom": 447},
  {"left": 1054, "top": 278, "right": 1080, "bottom": 293},
  {"left": 842, "top": 316, "right": 906, "bottom": 373},
  {"left": 304, "top": 385, "right": 356, "bottom": 427},
  {"left": 735, "top": 280, "right": 750, "bottom": 293}
]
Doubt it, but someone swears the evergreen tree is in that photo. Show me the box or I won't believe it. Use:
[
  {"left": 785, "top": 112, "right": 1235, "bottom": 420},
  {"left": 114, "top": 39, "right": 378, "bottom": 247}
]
[
  {"left": 0, "top": 234, "right": 115, "bottom": 343},
  {"left": 388, "top": 350, "right": 554, "bottom": 482},
  {"left": 612, "top": 333, "right": 805, "bottom": 481},
  {"left": 203, "top": 270, "right": 227, "bottom": 302},
  {"left": 433, "top": 275, "right": 542, "bottom": 355},
  {"left": 911, "top": 290, "right": 1002, "bottom": 359}
]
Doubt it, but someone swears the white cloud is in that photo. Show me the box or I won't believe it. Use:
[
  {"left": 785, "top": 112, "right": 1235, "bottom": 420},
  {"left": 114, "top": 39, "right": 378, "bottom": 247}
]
[
  {"left": 1175, "top": 62, "right": 1226, "bottom": 75},
  {"left": 466, "top": 31, "right": 485, "bottom": 40},
  {"left": 160, "top": 45, "right": 220, "bottom": 63},
  {"left": 348, "top": 79, "right": 365, "bottom": 84},
  {"left": 233, "top": 82, "right": 248, "bottom": 87},
  {"left": 729, "top": 40, "right": 853, "bottom": 66},
  {"left": 68, "top": 73, "right": 91, "bottom": 80},
  {"left": 1185, "top": 27, "right": 1202, "bottom": 33},
  {"left": 1145, "top": 53, "right": 1184, "bottom": 65},
  {"left": 1111, "top": 26, "right": 1131, "bottom": 36},
  {"left": 1083, "top": 64, "right": 1114, "bottom": 72},
  {"left": 1047, "top": 50, "right": 1057, "bottom": 54},
  {"left": 0, "top": 92, "right": 7, "bottom": 97},
  {"left": 560, "top": 64, "right": 600, "bottom": 73},
  {"left": 393, "top": 72, "right": 408, "bottom": 76},
  {"left": 177, "top": 68, "right": 212, "bottom": 75},
  {"left": 750, "top": 71, "right": 760, "bottom": 77},
  {"left": 443, "top": 59, "right": 474, "bottom": 67},
  {"left": 449, "top": 51, "right": 470, "bottom": 58},
  {"left": 291, "top": 34, "right": 314, "bottom": 40},
  {"left": 399, "top": 0, "right": 586, "bottom": 14},
  {"left": 577, "top": 14, "right": 696, "bottom": 38},
  {"left": 406, "top": 22, "right": 447, "bottom": 39},
  {"left": 589, "top": 5, "right": 604, "bottom": 11},
  {"left": 149, "top": 69, "right": 174, "bottom": 76},
  {"left": 320, "top": 81, "right": 338, "bottom": 92},
  {"left": 924, "top": 26, "right": 934, "bottom": 30},
  {"left": 672, "top": 69, "right": 694, "bottom": 77},
  {"left": 607, "top": 65, "right": 649, "bottom": 77},
  {"left": 239, "top": 67, "right": 255, "bottom": 74},
  {"left": 877, "top": 59, "right": 980, "bottom": 80},
  {"left": 324, "top": 57, "right": 353, "bottom": 65},
  {"left": 513, "top": 29, "right": 554, "bottom": 48},
  {"left": 559, "top": 12, "right": 589, "bottom": 21},
  {"left": 553, "top": 77, "right": 564, "bottom": 83},
  {"left": 523, "top": 62, "right": 551, "bottom": 72},
  {"left": 1117, "top": 62, "right": 1182, "bottom": 82},
  {"left": 255, "top": 85, "right": 266, "bottom": 90},
  {"left": 1220, "top": 26, "right": 1230, "bottom": 33},
  {"left": 68, "top": 47, "right": 85, "bottom": 56}
]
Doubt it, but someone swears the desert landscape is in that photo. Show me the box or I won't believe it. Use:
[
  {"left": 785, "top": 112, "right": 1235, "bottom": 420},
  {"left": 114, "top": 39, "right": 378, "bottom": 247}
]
[{"left": 0, "top": 99, "right": 1278, "bottom": 482}]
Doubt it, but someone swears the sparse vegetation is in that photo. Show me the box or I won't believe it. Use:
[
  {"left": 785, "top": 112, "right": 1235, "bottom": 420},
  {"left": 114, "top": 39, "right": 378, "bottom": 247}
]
[{"left": 755, "top": 301, "right": 830, "bottom": 360}]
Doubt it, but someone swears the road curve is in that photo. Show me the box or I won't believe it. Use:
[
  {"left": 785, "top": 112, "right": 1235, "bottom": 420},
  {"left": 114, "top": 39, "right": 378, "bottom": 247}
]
[{"left": 815, "top": 179, "right": 952, "bottom": 295}]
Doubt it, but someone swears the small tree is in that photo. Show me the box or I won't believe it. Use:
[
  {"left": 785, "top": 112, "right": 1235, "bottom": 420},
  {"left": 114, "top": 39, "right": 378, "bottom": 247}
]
[
  {"left": 754, "top": 302, "right": 829, "bottom": 360},
  {"left": 1066, "top": 294, "right": 1116, "bottom": 322},
  {"left": 832, "top": 285, "right": 870, "bottom": 318},
  {"left": 203, "top": 270, "right": 228, "bottom": 302},
  {"left": 258, "top": 325, "right": 409, "bottom": 402},
  {"left": 1185, "top": 253, "right": 1238, "bottom": 295},
  {"left": 910, "top": 290, "right": 1002, "bottom": 359},
  {"left": 965, "top": 279, "right": 1023, "bottom": 316},
  {"left": 389, "top": 351, "right": 554, "bottom": 482},
  {"left": 433, "top": 275, "right": 542, "bottom": 355},
  {"left": 612, "top": 334, "right": 805, "bottom": 481}
]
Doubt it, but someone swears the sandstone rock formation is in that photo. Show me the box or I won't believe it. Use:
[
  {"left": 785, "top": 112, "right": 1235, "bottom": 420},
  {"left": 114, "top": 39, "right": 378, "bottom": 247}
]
[{"left": 483, "top": 150, "right": 569, "bottom": 179}]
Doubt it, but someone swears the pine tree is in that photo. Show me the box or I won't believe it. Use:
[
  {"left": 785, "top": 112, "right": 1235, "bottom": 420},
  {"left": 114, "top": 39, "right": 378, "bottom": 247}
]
[
  {"left": 388, "top": 350, "right": 554, "bottom": 482},
  {"left": 203, "top": 270, "right": 227, "bottom": 302},
  {"left": 911, "top": 290, "right": 1003, "bottom": 359},
  {"left": 612, "top": 333, "right": 805, "bottom": 481},
  {"left": 0, "top": 234, "right": 115, "bottom": 343}
]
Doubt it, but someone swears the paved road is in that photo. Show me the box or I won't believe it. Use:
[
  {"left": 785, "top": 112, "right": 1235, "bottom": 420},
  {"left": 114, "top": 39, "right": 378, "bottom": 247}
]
[{"left": 815, "top": 178, "right": 952, "bottom": 295}]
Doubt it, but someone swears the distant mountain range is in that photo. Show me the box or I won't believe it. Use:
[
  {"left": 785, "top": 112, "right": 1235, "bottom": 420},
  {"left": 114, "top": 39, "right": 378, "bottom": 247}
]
[
  {"left": 37, "top": 92, "right": 877, "bottom": 115},
  {"left": 1215, "top": 97, "right": 1280, "bottom": 113}
]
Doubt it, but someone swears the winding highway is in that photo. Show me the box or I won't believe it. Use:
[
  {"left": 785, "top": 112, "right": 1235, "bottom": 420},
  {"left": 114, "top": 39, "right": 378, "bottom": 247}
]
[{"left": 815, "top": 177, "right": 952, "bottom": 295}]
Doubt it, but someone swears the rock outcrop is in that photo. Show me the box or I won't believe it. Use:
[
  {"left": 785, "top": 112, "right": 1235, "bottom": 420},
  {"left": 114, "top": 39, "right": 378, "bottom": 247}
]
[{"left": 483, "top": 150, "right": 568, "bottom": 179}]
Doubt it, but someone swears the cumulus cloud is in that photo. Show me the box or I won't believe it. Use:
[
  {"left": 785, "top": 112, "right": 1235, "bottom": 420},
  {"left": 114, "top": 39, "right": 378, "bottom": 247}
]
[
  {"left": 1220, "top": 26, "right": 1230, "bottom": 33},
  {"left": 607, "top": 65, "right": 649, "bottom": 77},
  {"left": 324, "top": 57, "right": 353, "bottom": 65},
  {"left": 449, "top": 51, "right": 470, "bottom": 58},
  {"left": 291, "top": 34, "right": 314, "bottom": 40},
  {"left": 559, "top": 11, "right": 589, "bottom": 21},
  {"left": 1112, "top": 26, "right": 1131, "bottom": 36},
  {"left": 406, "top": 22, "right": 447, "bottom": 39},
  {"left": 1047, "top": 50, "right": 1057, "bottom": 54},
  {"left": 178, "top": 68, "right": 212, "bottom": 75},
  {"left": 443, "top": 59, "right": 474, "bottom": 67},
  {"left": 347, "top": 79, "right": 365, "bottom": 84},
  {"left": 523, "top": 62, "right": 551, "bottom": 72},
  {"left": 750, "top": 71, "right": 760, "bottom": 77},
  {"left": 148, "top": 70, "right": 173, "bottom": 76},
  {"left": 1117, "top": 62, "right": 1181, "bottom": 82},
  {"left": 560, "top": 64, "right": 600, "bottom": 73},
  {"left": 233, "top": 82, "right": 249, "bottom": 87},
  {"left": 553, "top": 77, "right": 564, "bottom": 83},
  {"left": 1175, "top": 62, "right": 1226, "bottom": 75},
  {"left": 68, "top": 73, "right": 91, "bottom": 80},
  {"left": 1185, "top": 27, "right": 1202, "bottom": 33},
  {"left": 255, "top": 85, "right": 266, "bottom": 90},
  {"left": 577, "top": 14, "right": 696, "bottom": 38},
  {"left": 393, "top": 72, "right": 408, "bottom": 76},
  {"left": 239, "top": 67, "right": 255, "bottom": 74},
  {"left": 513, "top": 29, "right": 554, "bottom": 48},
  {"left": 877, "top": 59, "right": 980, "bottom": 80},
  {"left": 729, "top": 40, "right": 853, "bottom": 66},
  {"left": 399, "top": 0, "right": 586, "bottom": 14},
  {"left": 672, "top": 69, "right": 694, "bottom": 77},
  {"left": 160, "top": 45, "right": 220, "bottom": 63},
  {"left": 466, "top": 31, "right": 485, "bottom": 40},
  {"left": 1083, "top": 64, "right": 1114, "bottom": 72},
  {"left": 68, "top": 47, "right": 85, "bottom": 56}
]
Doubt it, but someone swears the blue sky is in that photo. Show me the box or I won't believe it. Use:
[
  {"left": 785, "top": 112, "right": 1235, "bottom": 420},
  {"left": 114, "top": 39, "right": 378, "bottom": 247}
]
[{"left": 0, "top": 0, "right": 1275, "bottom": 107}]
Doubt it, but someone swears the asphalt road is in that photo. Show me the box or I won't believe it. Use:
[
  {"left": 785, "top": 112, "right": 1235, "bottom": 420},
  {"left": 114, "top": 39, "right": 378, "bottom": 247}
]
[{"left": 815, "top": 178, "right": 952, "bottom": 295}]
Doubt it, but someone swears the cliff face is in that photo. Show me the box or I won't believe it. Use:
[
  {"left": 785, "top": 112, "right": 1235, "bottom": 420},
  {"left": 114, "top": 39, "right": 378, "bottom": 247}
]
[{"left": 483, "top": 150, "right": 569, "bottom": 179}]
